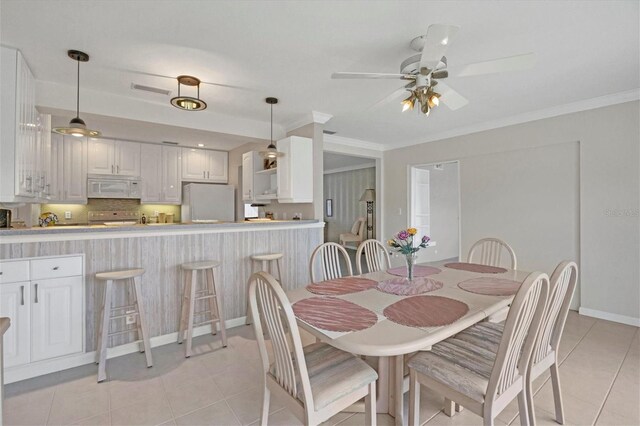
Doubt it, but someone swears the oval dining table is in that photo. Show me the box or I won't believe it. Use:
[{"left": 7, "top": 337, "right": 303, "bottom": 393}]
[{"left": 286, "top": 259, "right": 530, "bottom": 426}]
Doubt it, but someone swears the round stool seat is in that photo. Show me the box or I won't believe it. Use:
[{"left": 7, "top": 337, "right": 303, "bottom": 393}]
[
  {"left": 182, "top": 260, "right": 220, "bottom": 271},
  {"left": 96, "top": 268, "right": 145, "bottom": 281},
  {"left": 251, "top": 253, "right": 284, "bottom": 261}
]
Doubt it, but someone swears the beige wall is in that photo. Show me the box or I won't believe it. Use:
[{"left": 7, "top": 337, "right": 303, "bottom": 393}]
[{"left": 383, "top": 101, "right": 640, "bottom": 323}]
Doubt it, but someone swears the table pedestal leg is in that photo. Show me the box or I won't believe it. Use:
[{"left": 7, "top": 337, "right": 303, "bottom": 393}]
[{"left": 388, "top": 355, "right": 405, "bottom": 426}]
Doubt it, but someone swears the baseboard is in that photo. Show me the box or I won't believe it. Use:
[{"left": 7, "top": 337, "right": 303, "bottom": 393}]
[
  {"left": 579, "top": 307, "right": 640, "bottom": 327},
  {"left": 4, "top": 316, "right": 249, "bottom": 384}
]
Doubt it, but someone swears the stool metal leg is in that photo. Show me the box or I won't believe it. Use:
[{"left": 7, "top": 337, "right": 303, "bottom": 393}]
[
  {"left": 207, "top": 267, "right": 227, "bottom": 347},
  {"left": 245, "top": 260, "right": 255, "bottom": 325},
  {"left": 97, "top": 280, "right": 113, "bottom": 382},
  {"left": 132, "top": 279, "right": 144, "bottom": 354},
  {"left": 185, "top": 269, "right": 197, "bottom": 357},
  {"left": 133, "top": 276, "right": 153, "bottom": 367},
  {"left": 275, "top": 258, "right": 283, "bottom": 284},
  {"left": 177, "top": 270, "right": 191, "bottom": 344},
  {"left": 206, "top": 269, "right": 218, "bottom": 336}
]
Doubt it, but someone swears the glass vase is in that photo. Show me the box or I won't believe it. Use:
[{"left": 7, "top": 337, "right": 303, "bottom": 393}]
[{"left": 405, "top": 253, "right": 418, "bottom": 281}]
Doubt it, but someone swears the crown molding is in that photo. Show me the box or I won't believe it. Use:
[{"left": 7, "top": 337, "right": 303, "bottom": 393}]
[
  {"left": 284, "top": 110, "right": 333, "bottom": 132},
  {"left": 323, "top": 162, "right": 375, "bottom": 175},
  {"left": 324, "top": 134, "right": 385, "bottom": 152},
  {"left": 385, "top": 89, "right": 640, "bottom": 151}
]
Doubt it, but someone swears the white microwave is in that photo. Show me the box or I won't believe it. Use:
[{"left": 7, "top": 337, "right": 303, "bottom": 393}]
[{"left": 87, "top": 175, "right": 141, "bottom": 199}]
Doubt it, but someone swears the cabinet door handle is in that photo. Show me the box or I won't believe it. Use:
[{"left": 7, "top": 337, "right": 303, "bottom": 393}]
[
  {"left": 20, "top": 285, "right": 24, "bottom": 305},
  {"left": 116, "top": 165, "right": 119, "bottom": 174},
  {"left": 207, "top": 171, "right": 210, "bottom": 179},
  {"left": 203, "top": 171, "right": 206, "bottom": 178},
  {"left": 112, "top": 165, "right": 114, "bottom": 174},
  {"left": 34, "top": 283, "right": 38, "bottom": 303}
]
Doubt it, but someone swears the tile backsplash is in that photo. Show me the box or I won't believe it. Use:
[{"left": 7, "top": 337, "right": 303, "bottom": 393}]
[{"left": 41, "top": 199, "right": 181, "bottom": 224}]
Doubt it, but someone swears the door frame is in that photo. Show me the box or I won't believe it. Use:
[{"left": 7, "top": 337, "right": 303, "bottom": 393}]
[{"left": 407, "top": 160, "right": 462, "bottom": 261}]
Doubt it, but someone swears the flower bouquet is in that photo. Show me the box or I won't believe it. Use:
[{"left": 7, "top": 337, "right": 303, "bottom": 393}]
[{"left": 387, "top": 228, "right": 430, "bottom": 281}]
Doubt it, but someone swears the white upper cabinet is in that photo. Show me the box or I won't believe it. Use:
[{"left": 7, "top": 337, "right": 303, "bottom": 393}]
[
  {"left": 0, "top": 46, "right": 41, "bottom": 202},
  {"left": 242, "top": 151, "right": 254, "bottom": 201},
  {"left": 181, "top": 148, "right": 228, "bottom": 183},
  {"left": 277, "top": 136, "right": 313, "bottom": 203},
  {"left": 141, "top": 144, "right": 181, "bottom": 204},
  {"left": 88, "top": 139, "right": 141, "bottom": 176},
  {"left": 62, "top": 136, "right": 88, "bottom": 203}
]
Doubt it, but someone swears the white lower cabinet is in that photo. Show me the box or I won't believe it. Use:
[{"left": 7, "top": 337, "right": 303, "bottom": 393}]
[
  {"left": 30, "top": 277, "right": 83, "bottom": 361},
  {"left": 0, "top": 256, "right": 84, "bottom": 368},
  {"left": 0, "top": 281, "right": 30, "bottom": 368}
]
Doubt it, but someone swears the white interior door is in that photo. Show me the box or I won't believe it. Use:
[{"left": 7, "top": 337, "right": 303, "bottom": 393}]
[{"left": 410, "top": 167, "right": 431, "bottom": 239}]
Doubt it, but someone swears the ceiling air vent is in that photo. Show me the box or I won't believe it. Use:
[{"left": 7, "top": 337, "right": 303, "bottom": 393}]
[
  {"left": 323, "top": 130, "right": 337, "bottom": 135},
  {"left": 131, "top": 83, "right": 171, "bottom": 96},
  {"left": 162, "top": 141, "right": 179, "bottom": 145}
]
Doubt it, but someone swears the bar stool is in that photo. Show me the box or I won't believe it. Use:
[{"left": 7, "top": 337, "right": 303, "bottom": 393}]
[
  {"left": 95, "top": 268, "right": 152, "bottom": 383},
  {"left": 178, "top": 260, "right": 227, "bottom": 357},
  {"left": 245, "top": 253, "right": 283, "bottom": 325}
]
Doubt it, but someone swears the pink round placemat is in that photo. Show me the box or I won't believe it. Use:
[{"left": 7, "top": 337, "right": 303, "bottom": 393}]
[
  {"left": 292, "top": 297, "right": 378, "bottom": 332},
  {"left": 387, "top": 265, "right": 442, "bottom": 277},
  {"left": 306, "top": 277, "right": 378, "bottom": 295},
  {"left": 458, "top": 277, "right": 521, "bottom": 296},
  {"left": 444, "top": 262, "right": 507, "bottom": 274},
  {"left": 383, "top": 296, "right": 469, "bottom": 328},
  {"left": 377, "top": 277, "right": 444, "bottom": 296}
]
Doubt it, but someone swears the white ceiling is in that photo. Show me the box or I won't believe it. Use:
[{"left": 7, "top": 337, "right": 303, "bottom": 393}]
[{"left": 2, "top": 1, "right": 638, "bottom": 148}]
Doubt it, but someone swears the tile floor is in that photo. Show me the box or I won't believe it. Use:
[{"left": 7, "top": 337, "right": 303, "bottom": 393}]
[{"left": 4, "top": 311, "right": 639, "bottom": 426}]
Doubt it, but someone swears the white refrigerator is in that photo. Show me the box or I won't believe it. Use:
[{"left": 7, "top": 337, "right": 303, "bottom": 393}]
[{"left": 181, "top": 183, "right": 235, "bottom": 222}]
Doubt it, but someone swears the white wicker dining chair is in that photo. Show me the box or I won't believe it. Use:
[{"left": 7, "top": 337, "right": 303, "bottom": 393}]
[
  {"left": 407, "top": 271, "right": 549, "bottom": 426},
  {"left": 248, "top": 272, "right": 378, "bottom": 426},
  {"left": 309, "top": 242, "right": 353, "bottom": 283},
  {"left": 355, "top": 239, "right": 391, "bottom": 275},
  {"left": 468, "top": 237, "right": 518, "bottom": 270}
]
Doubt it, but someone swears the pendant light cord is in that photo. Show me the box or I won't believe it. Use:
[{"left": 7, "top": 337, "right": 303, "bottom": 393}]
[
  {"left": 76, "top": 58, "right": 80, "bottom": 119},
  {"left": 270, "top": 103, "right": 273, "bottom": 144}
]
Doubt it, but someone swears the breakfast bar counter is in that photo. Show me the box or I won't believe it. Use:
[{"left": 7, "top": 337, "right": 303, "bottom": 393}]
[{"left": 0, "top": 220, "right": 323, "bottom": 382}]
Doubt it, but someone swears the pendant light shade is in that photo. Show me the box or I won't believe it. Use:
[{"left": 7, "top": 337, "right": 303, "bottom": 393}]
[
  {"left": 171, "top": 75, "right": 207, "bottom": 111},
  {"left": 259, "top": 97, "right": 284, "bottom": 159},
  {"left": 53, "top": 50, "right": 101, "bottom": 138}
]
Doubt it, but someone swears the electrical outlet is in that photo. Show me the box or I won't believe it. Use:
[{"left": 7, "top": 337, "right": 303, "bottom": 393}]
[
  {"left": 125, "top": 314, "right": 135, "bottom": 325},
  {"left": 65, "top": 211, "right": 72, "bottom": 219}
]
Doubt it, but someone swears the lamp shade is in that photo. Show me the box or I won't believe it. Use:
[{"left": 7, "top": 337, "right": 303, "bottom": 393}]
[{"left": 359, "top": 189, "right": 375, "bottom": 202}]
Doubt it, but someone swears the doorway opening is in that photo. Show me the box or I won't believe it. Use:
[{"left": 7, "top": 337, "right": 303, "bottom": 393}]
[{"left": 408, "top": 161, "right": 460, "bottom": 263}]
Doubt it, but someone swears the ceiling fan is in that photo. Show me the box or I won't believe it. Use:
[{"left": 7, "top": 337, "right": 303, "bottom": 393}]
[{"left": 331, "top": 24, "right": 536, "bottom": 116}]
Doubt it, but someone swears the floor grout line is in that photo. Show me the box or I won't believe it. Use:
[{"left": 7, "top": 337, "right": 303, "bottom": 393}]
[{"left": 592, "top": 327, "right": 638, "bottom": 426}]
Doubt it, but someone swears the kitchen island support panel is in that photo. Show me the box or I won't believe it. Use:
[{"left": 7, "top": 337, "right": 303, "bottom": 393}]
[{"left": 0, "top": 224, "right": 323, "bottom": 351}]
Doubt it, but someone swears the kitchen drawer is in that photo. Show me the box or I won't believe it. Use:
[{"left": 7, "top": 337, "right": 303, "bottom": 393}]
[
  {"left": 0, "top": 260, "right": 30, "bottom": 284},
  {"left": 31, "top": 256, "right": 83, "bottom": 280}
]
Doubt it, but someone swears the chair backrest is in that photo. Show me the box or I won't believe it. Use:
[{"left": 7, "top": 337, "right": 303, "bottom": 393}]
[
  {"left": 355, "top": 239, "right": 391, "bottom": 275},
  {"left": 351, "top": 217, "right": 366, "bottom": 236},
  {"left": 248, "top": 271, "right": 315, "bottom": 408},
  {"left": 486, "top": 271, "right": 549, "bottom": 401},
  {"left": 309, "top": 242, "right": 353, "bottom": 283},
  {"left": 532, "top": 261, "right": 578, "bottom": 365},
  {"left": 468, "top": 237, "right": 517, "bottom": 270}
]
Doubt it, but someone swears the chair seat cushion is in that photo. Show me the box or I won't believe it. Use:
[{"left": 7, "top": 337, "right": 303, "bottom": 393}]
[
  {"left": 270, "top": 343, "right": 377, "bottom": 410},
  {"left": 408, "top": 321, "right": 506, "bottom": 403}
]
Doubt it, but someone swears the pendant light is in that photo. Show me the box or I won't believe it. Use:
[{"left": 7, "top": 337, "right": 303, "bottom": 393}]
[
  {"left": 259, "top": 97, "right": 284, "bottom": 159},
  {"left": 170, "top": 75, "right": 207, "bottom": 111},
  {"left": 53, "top": 50, "right": 101, "bottom": 138}
]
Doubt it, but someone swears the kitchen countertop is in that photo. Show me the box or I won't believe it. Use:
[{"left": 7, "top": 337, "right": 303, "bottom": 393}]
[{"left": 0, "top": 219, "right": 323, "bottom": 243}]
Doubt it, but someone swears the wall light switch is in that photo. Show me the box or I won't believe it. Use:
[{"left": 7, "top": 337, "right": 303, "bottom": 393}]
[{"left": 64, "top": 211, "right": 72, "bottom": 219}]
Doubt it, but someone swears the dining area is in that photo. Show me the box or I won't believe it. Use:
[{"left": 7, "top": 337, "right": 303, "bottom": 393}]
[{"left": 246, "top": 232, "right": 578, "bottom": 426}]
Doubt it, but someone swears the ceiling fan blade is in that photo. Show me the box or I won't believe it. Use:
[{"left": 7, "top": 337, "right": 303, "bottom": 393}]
[
  {"left": 436, "top": 81, "right": 468, "bottom": 110},
  {"left": 369, "top": 82, "right": 416, "bottom": 110},
  {"left": 455, "top": 53, "right": 536, "bottom": 77},
  {"left": 432, "top": 70, "right": 449, "bottom": 79},
  {"left": 419, "top": 24, "right": 460, "bottom": 72},
  {"left": 331, "top": 72, "right": 408, "bottom": 79}
]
